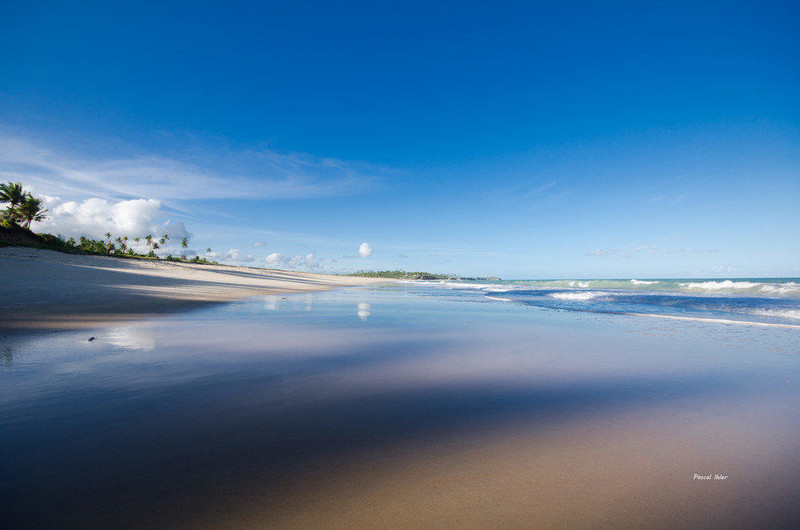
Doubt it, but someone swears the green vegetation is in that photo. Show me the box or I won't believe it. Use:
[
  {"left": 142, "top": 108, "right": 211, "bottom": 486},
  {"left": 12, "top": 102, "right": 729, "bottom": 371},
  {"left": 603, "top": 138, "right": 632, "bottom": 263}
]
[
  {"left": 2, "top": 181, "right": 480, "bottom": 278},
  {"left": 1, "top": 182, "right": 48, "bottom": 229},
  {"left": 0, "top": 181, "right": 218, "bottom": 265},
  {"left": 348, "top": 270, "right": 456, "bottom": 280}
]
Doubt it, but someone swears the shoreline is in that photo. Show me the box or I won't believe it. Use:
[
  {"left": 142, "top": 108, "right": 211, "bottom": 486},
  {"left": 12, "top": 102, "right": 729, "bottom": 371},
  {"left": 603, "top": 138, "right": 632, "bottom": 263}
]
[{"left": 0, "top": 246, "right": 386, "bottom": 332}]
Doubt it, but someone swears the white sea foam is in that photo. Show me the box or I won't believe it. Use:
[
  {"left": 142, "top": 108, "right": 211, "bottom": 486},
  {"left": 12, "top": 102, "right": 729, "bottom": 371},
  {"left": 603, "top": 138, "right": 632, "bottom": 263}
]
[
  {"left": 757, "top": 283, "right": 800, "bottom": 296},
  {"left": 629, "top": 313, "right": 800, "bottom": 329},
  {"left": 630, "top": 279, "right": 658, "bottom": 285},
  {"left": 680, "top": 280, "right": 761, "bottom": 291},
  {"left": 567, "top": 281, "right": 591, "bottom": 288},
  {"left": 439, "top": 282, "right": 499, "bottom": 290},
  {"left": 677, "top": 280, "right": 800, "bottom": 298},
  {"left": 548, "top": 291, "right": 606, "bottom": 301},
  {"left": 748, "top": 308, "right": 800, "bottom": 320}
]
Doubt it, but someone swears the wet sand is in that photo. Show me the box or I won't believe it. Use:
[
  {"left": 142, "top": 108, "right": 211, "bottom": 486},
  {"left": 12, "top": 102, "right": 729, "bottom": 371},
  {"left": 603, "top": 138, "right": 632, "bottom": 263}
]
[
  {"left": 2, "top": 285, "right": 799, "bottom": 528},
  {"left": 0, "top": 287, "right": 800, "bottom": 528},
  {"left": 0, "top": 247, "right": 382, "bottom": 331}
]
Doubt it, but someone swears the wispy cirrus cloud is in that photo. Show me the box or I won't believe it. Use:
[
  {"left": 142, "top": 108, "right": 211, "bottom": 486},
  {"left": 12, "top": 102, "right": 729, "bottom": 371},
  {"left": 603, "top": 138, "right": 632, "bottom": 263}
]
[
  {"left": 484, "top": 178, "right": 571, "bottom": 205},
  {"left": 588, "top": 245, "right": 659, "bottom": 258},
  {"left": 0, "top": 128, "right": 384, "bottom": 204},
  {"left": 588, "top": 244, "right": 719, "bottom": 259}
]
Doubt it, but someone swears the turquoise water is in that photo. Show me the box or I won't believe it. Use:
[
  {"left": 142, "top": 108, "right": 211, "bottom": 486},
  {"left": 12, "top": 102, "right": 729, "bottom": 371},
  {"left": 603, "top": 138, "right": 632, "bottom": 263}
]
[{"left": 409, "top": 278, "right": 800, "bottom": 326}]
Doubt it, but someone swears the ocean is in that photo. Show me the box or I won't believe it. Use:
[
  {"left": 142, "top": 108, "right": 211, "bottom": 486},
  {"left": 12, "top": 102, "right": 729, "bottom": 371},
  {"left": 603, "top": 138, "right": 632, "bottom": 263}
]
[{"left": 404, "top": 278, "right": 800, "bottom": 327}]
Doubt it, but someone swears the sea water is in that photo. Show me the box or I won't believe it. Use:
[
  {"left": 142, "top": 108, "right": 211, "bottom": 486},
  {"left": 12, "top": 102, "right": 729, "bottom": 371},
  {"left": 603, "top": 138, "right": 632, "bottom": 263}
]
[{"left": 407, "top": 278, "right": 800, "bottom": 327}]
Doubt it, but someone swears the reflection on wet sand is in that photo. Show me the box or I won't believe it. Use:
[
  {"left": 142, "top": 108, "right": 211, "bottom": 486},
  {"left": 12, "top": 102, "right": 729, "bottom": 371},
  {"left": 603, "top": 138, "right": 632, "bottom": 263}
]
[
  {"left": 1, "top": 288, "right": 799, "bottom": 528},
  {"left": 357, "top": 302, "right": 371, "bottom": 321}
]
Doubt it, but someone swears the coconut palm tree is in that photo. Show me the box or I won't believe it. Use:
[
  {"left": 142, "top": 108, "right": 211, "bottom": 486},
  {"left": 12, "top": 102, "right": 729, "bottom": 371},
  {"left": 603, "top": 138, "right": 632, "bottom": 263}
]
[
  {"left": 145, "top": 234, "right": 153, "bottom": 247},
  {"left": 0, "top": 182, "right": 27, "bottom": 224},
  {"left": 16, "top": 195, "right": 48, "bottom": 229},
  {"left": 104, "top": 232, "right": 112, "bottom": 243},
  {"left": 181, "top": 237, "right": 188, "bottom": 248},
  {"left": 0, "top": 182, "right": 25, "bottom": 207}
]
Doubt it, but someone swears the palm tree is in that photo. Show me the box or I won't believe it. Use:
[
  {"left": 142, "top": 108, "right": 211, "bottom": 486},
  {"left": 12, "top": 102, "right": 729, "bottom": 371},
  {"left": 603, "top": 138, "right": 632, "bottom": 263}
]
[
  {"left": 206, "top": 247, "right": 212, "bottom": 253},
  {"left": 152, "top": 242, "right": 159, "bottom": 250},
  {"left": 0, "top": 182, "right": 25, "bottom": 207},
  {"left": 104, "top": 232, "right": 112, "bottom": 243},
  {"left": 181, "top": 237, "right": 188, "bottom": 249},
  {"left": 133, "top": 236, "right": 140, "bottom": 243},
  {"left": 160, "top": 234, "right": 169, "bottom": 245},
  {"left": 145, "top": 234, "right": 153, "bottom": 247},
  {"left": 16, "top": 195, "right": 48, "bottom": 229},
  {"left": 0, "top": 182, "right": 26, "bottom": 224}
]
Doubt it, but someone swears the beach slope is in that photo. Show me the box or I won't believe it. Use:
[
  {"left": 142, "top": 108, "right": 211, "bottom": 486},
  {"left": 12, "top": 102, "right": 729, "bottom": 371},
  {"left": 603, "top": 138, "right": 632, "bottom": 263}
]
[{"left": 0, "top": 247, "right": 382, "bottom": 330}]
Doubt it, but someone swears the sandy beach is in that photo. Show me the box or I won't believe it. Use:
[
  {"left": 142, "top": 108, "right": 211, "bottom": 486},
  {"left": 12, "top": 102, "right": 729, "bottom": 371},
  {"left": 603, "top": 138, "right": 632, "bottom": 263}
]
[
  {"left": 1, "top": 271, "right": 799, "bottom": 528},
  {"left": 0, "top": 247, "right": 383, "bottom": 331}
]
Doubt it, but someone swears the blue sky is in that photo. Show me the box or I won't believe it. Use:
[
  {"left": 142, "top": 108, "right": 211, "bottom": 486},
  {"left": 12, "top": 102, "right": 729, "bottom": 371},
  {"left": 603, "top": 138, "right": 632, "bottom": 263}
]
[{"left": 1, "top": 0, "right": 798, "bottom": 278}]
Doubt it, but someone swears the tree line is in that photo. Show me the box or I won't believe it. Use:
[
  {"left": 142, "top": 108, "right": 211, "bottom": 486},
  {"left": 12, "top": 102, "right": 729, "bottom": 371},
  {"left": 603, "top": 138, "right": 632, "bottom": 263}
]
[{"left": 1, "top": 181, "right": 214, "bottom": 264}]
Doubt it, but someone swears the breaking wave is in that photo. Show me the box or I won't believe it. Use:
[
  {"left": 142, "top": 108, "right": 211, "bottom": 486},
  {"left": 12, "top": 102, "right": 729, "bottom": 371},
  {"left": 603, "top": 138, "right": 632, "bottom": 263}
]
[
  {"left": 548, "top": 291, "right": 607, "bottom": 301},
  {"left": 411, "top": 277, "right": 800, "bottom": 326}
]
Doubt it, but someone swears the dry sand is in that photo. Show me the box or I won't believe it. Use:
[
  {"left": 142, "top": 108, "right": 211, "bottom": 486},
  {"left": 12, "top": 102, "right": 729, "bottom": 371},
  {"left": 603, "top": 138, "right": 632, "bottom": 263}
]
[{"left": 0, "top": 247, "right": 384, "bottom": 331}]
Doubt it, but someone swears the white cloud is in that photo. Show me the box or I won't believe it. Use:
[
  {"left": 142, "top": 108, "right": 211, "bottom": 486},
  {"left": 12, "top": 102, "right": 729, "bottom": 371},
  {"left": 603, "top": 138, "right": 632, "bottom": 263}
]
[
  {"left": 252, "top": 241, "right": 267, "bottom": 248},
  {"left": 588, "top": 245, "right": 658, "bottom": 258},
  {"left": 265, "top": 252, "right": 286, "bottom": 266},
  {"left": 661, "top": 247, "right": 719, "bottom": 255},
  {"left": 32, "top": 195, "right": 189, "bottom": 242},
  {"left": 221, "top": 248, "right": 255, "bottom": 264},
  {"left": 587, "top": 244, "right": 718, "bottom": 259},
  {"left": 711, "top": 264, "right": 737, "bottom": 274},
  {"left": 359, "top": 242, "right": 373, "bottom": 258},
  {"left": 265, "top": 252, "right": 323, "bottom": 271},
  {"left": 0, "top": 129, "right": 382, "bottom": 203}
]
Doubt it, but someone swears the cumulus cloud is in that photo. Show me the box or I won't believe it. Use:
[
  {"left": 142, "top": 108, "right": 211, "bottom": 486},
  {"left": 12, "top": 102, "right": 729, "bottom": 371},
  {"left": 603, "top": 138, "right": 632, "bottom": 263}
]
[
  {"left": 358, "top": 242, "right": 373, "bottom": 258},
  {"left": 32, "top": 195, "right": 189, "bottom": 241},
  {"left": 219, "top": 248, "right": 255, "bottom": 264},
  {"left": 265, "top": 252, "right": 322, "bottom": 271}
]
